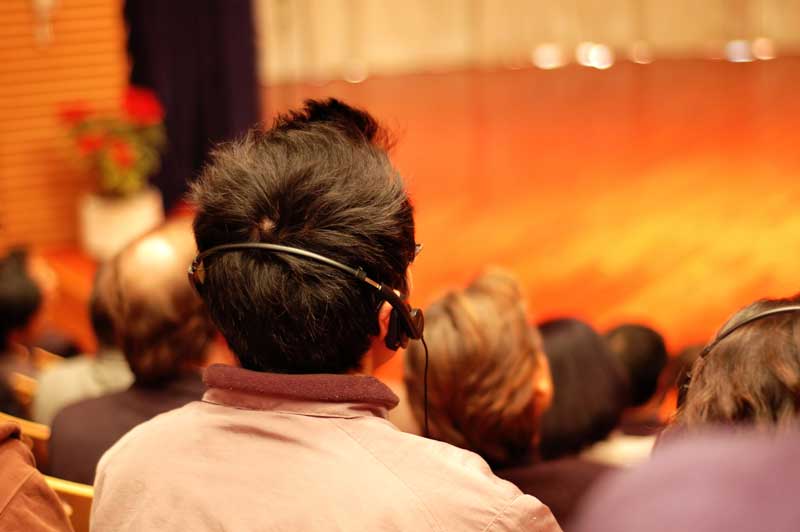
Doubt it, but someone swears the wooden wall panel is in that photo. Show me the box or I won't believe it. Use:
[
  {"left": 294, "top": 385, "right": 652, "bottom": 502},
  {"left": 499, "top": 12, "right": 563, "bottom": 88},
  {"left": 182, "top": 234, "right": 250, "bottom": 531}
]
[{"left": 0, "top": 0, "right": 127, "bottom": 250}]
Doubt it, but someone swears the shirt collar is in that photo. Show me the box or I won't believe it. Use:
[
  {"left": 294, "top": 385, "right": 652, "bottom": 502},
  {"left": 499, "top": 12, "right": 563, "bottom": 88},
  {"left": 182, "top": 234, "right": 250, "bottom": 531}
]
[{"left": 201, "top": 364, "right": 399, "bottom": 419}]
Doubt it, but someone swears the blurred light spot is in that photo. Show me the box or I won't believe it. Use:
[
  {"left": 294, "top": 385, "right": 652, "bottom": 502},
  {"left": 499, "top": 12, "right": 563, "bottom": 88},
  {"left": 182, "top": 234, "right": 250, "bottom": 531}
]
[
  {"left": 343, "top": 62, "right": 368, "bottom": 83},
  {"left": 588, "top": 43, "right": 614, "bottom": 70},
  {"left": 725, "top": 40, "right": 753, "bottom": 62},
  {"left": 630, "top": 41, "right": 653, "bottom": 64},
  {"left": 532, "top": 43, "right": 566, "bottom": 70},
  {"left": 752, "top": 37, "right": 776, "bottom": 60},
  {"left": 576, "top": 42, "right": 595, "bottom": 66}
]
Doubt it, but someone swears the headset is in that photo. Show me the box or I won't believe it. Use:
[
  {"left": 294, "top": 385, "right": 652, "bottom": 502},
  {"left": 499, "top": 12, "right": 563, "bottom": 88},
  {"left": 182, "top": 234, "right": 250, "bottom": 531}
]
[
  {"left": 188, "top": 242, "right": 430, "bottom": 434},
  {"left": 677, "top": 305, "right": 800, "bottom": 407}
]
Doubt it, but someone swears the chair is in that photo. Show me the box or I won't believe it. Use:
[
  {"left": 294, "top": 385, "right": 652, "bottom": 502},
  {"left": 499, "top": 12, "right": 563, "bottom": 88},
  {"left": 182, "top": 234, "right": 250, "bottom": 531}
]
[
  {"left": 45, "top": 475, "right": 93, "bottom": 532},
  {"left": 8, "top": 371, "right": 37, "bottom": 411},
  {"left": 0, "top": 411, "right": 50, "bottom": 468}
]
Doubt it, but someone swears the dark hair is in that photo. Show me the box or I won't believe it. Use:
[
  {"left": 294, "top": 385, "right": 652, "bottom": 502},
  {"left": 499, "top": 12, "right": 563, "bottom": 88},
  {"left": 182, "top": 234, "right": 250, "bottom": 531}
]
[
  {"left": 191, "top": 99, "right": 415, "bottom": 374},
  {"left": 675, "top": 295, "right": 800, "bottom": 429},
  {"left": 109, "top": 219, "right": 217, "bottom": 386},
  {"left": 404, "top": 270, "right": 548, "bottom": 467},
  {"left": 539, "top": 318, "right": 628, "bottom": 460},
  {"left": 89, "top": 263, "right": 117, "bottom": 349},
  {"left": 606, "top": 323, "right": 667, "bottom": 407},
  {"left": 0, "top": 248, "right": 42, "bottom": 350}
]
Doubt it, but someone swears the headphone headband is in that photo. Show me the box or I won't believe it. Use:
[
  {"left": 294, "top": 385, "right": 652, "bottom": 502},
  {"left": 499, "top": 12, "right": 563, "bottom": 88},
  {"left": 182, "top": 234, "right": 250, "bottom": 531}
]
[
  {"left": 702, "top": 305, "right": 800, "bottom": 357},
  {"left": 188, "top": 242, "right": 423, "bottom": 341}
]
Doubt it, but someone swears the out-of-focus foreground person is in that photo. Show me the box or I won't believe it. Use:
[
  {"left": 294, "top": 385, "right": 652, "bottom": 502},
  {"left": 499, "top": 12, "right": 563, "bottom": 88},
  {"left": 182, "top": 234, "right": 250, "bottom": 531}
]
[
  {"left": 32, "top": 263, "right": 133, "bottom": 425},
  {"left": 90, "top": 99, "right": 561, "bottom": 531},
  {"left": 572, "top": 429, "right": 800, "bottom": 532},
  {"left": 47, "top": 217, "right": 217, "bottom": 485},
  {"left": 0, "top": 421, "right": 72, "bottom": 531},
  {"left": 674, "top": 295, "right": 800, "bottom": 431}
]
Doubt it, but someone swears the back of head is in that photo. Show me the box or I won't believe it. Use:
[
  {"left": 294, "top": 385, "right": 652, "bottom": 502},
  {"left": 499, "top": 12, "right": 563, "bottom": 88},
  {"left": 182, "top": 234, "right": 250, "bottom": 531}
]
[
  {"left": 0, "top": 248, "right": 42, "bottom": 351},
  {"left": 606, "top": 323, "right": 667, "bottom": 407},
  {"left": 108, "top": 218, "right": 216, "bottom": 385},
  {"left": 191, "top": 98, "right": 416, "bottom": 374},
  {"left": 404, "top": 269, "right": 547, "bottom": 467},
  {"left": 539, "top": 318, "right": 628, "bottom": 460},
  {"left": 675, "top": 295, "right": 800, "bottom": 430},
  {"left": 89, "top": 262, "right": 117, "bottom": 350}
]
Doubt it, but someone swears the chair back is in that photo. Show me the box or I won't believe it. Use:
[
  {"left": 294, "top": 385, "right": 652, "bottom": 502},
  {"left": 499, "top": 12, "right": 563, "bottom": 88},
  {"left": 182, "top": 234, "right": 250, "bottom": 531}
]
[
  {"left": 0, "top": 411, "right": 50, "bottom": 467},
  {"left": 45, "top": 475, "right": 93, "bottom": 532}
]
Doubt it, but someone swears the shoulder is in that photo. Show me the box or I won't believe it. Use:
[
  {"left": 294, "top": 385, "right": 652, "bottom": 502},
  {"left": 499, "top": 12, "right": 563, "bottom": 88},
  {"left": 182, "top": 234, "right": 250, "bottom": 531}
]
[{"left": 334, "top": 417, "right": 561, "bottom": 531}]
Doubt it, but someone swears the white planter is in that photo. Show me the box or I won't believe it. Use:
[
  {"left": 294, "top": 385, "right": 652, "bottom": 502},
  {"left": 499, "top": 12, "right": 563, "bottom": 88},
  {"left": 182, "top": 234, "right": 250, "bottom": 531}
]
[{"left": 79, "top": 187, "right": 165, "bottom": 261}]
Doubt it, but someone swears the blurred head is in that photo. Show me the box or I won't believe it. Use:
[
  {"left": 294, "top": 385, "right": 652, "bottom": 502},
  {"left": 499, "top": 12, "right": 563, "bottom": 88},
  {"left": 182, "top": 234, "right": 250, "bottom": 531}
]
[
  {"left": 191, "top": 98, "right": 416, "bottom": 375},
  {"left": 539, "top": 318, "right": 629, "bottom": 460},
  {"left": 0, "top": 248, "right": 43, "bottom": 350},
  {"left": 675, "top": 295, "right": 800, "bottom": 430},
  {"left": 404, "top": 269, "right": 552, "bottom": 467},
  {"left": 107, "top": 218, "right": 216, "bottom": 386},
  {"left": 606, "top": 323, "right": 667, "bottom": 407},
  {"left": 88, "top": 263, "right": 117, "bottom": 350}
]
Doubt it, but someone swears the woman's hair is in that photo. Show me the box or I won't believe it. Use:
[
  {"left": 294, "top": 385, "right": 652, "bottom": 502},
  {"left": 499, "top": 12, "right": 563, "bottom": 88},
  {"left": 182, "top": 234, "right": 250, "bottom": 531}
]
[
  {"left": 539, "top": 318, "right": 629, "bottom": 460},
  {"left": 404, "top": 269, "right": 548, "bottom": 467},
  {"left": 675, "top": 295, "right": 800, "bottom": 430}
]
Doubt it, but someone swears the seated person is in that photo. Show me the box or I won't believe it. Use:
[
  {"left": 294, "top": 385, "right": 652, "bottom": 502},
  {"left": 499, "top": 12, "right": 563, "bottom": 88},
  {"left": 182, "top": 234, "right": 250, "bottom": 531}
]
[
  {"left": 538, "top": 319, "right": 629, "bottom": 463},
  {"left": 32, "top": 263, "right": 133, "bottom": 425},
  {"left": 673, "top": 294, "right": 800, "bottom": 432},
  {"left": 48, "top": 218, "right": 218, "bottom": 485},
  {"left": 605, "top": 323, "right": 667, "bottom": 435},
  {"left": 0, "top": 249, "right": 45, "bottom": 416},
  {"left": 572, "top": 428, "right": 800, "bottom": 532},
  {"left": 0, "top": 421, "right": 72, "bottom": 530},
  {"left": 90, "top": 99, "right": 560, "bottom": 531}
]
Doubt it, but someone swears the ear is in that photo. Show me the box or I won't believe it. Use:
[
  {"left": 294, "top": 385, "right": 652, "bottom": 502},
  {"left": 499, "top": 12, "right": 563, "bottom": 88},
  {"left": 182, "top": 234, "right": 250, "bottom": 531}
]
[
  {"left": 532, "top": 354, "right": 554, "bottom": 415},
  {"left": 362, "top": 302, "right": 396, "bottom": 375}
]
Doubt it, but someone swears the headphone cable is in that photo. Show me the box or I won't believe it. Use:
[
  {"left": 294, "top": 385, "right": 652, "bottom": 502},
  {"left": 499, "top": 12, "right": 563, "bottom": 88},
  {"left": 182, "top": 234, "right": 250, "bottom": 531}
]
[{"left": 421, "top": 336, "right": 430, "bottom": 438}]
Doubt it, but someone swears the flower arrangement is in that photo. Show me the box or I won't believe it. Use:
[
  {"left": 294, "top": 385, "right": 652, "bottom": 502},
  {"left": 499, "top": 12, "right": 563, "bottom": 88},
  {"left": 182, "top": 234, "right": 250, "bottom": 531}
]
[{"left": 59, "top": 87, "right": 166, "bottom": 197}]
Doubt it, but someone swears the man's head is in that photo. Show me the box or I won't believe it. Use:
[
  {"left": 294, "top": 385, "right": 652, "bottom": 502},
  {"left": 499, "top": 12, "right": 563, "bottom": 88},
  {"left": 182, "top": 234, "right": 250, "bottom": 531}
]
[
  {"left": 191, "top": 99, "right": 416, "bottom": 374},
  {"left": 88, "top": 263, "right": 118, "bottom": 350},
  {"left": 0, "top": 248, "right": 43, "bottom": 351},
  {"left": 107, "top": 218, "right": 216, "bottom": 386},
  {"left": 605, "top": 323, "right": 668, "bottom": 407},
  {"left": 404, "top": 269, "right": 552, "bottom": 467}
]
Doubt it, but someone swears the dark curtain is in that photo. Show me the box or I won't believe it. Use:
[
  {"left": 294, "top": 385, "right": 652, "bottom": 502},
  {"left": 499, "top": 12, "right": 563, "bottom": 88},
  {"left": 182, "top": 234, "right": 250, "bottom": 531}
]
[{"left": 124, "top": 0, "right": 260, "bottom": 211}]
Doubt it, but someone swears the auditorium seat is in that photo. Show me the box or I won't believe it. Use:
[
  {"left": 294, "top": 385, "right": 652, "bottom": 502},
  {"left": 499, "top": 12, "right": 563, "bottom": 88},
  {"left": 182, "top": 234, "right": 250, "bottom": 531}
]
[
  {"left": 45, "top": 475, "right": 93, "bottom": 532},
  {"left": 0, "top": 411, "right": 50, "bottom": 467}
]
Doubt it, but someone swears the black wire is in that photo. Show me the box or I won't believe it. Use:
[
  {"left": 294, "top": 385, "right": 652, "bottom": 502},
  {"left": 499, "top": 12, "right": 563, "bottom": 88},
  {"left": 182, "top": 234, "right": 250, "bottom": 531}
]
[{"left": 421, "top": 336, "right": 429, "bottom": 438}]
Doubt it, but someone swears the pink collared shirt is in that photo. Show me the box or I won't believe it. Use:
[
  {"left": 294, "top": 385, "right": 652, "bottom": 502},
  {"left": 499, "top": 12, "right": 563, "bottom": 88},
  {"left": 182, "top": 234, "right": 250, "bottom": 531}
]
[{"left": 92, "top": 365, "right": 561, "bottom": 531}]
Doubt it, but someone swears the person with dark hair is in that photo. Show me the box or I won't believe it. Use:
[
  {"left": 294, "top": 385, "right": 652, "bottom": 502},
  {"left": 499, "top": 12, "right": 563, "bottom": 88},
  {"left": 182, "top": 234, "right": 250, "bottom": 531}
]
[
  {"left": 0, "top": 248, "right": 44, "bottom": 416},
  {"left": 539, "top": 318, "right": 629, "bottom": 461},
  {"left": 673, "top": 294, "right": 800, "bottom": 431},
  {"left": 48, "top": 217, "right": 218, "bottom": 485},
  {"left": 0, "top": 422, "right": 72, "bottom": 530},
  {"left": 606, "top": 323, "right": 667, "bottom": 411},
  {"left": 91, "top": 99, "right": 560, "bottom": 531},
  {"left": 32, "top": 262, "right": 134, "bottom": 425}
]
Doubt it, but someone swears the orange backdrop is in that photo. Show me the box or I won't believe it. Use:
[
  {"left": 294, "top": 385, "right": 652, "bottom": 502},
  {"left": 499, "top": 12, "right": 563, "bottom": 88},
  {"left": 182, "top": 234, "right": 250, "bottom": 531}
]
[{"left": 264, "top": 59, "right": 800, "bottom": 378}]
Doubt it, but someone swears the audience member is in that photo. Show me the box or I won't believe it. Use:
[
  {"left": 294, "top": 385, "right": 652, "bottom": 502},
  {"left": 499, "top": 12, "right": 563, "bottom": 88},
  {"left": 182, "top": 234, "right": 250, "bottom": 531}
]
[
  {"left": 91, "top": 99, "right": 560, "bottom": 531},
  {"left": 402, "top": 270, "right": 612, "bottom": 524},
  {"left": 32, "top": 263, "right": 133, "bottom": 425},
  {"left": 0, "top": 421, "right": 72, "bottom": 530},
  {"left": 674, "top": 295, "right": 800, "bottom": 431},
  {"left": 48, "top": 218, "right": 217, "bottom": 485},
  {"left": 539, "top": 318, "right": 629, "bottom": 461},
  {"left": 572, "top": 428, "right": 800, "bottom": 532},
  {"left": 0, "top": 249, "right": 44, "bottom": 416},
  {"left": 605, "top": 323, "right": 667, "bottom": 434}
]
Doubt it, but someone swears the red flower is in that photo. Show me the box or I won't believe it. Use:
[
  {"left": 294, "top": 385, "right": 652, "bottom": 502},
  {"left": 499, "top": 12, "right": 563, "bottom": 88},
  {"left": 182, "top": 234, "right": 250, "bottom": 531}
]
[
  {"left": 123, "top": 86, "right": 164, "bottom": 126},
  {"left": 58, "top": 102, "right": 92, "bottom": 125},
  {"left": 110, "top": 140, "right": 135, "bottom": 169},
  {"left": 76, "top": 134, "right": 105, "bottom": 155}
]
